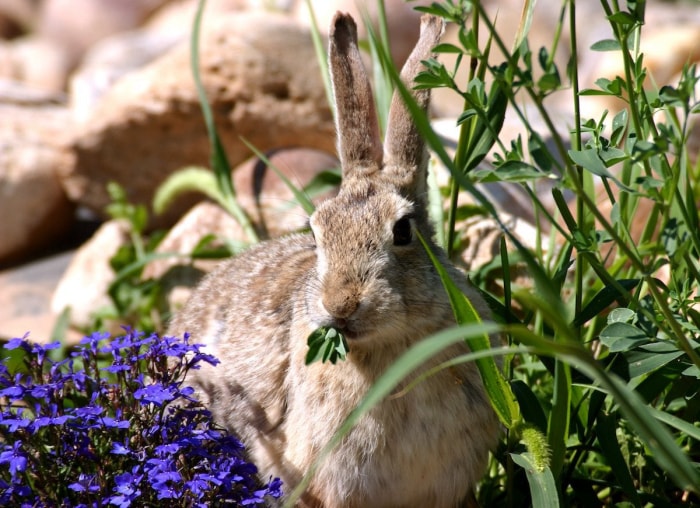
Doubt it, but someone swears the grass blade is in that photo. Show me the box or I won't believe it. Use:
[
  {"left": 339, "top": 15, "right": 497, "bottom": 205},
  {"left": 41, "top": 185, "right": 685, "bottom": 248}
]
[
  {"left": 511, "top": 452, "right": 559, "bottom": 508},
  {"left": 418, "top": 231, "right": 520, "bottom": 428},
  {"left": 596, "top": 412, "right": 642, "bottom": 506},
  {"left": 191, "top": 0, "right": 258, "bottom": 242}
]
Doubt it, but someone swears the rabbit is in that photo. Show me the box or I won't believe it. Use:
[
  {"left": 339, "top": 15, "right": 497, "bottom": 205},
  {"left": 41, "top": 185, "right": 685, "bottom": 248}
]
[{"left": 167, "top": 11, "right": 500, "bottom": 508}]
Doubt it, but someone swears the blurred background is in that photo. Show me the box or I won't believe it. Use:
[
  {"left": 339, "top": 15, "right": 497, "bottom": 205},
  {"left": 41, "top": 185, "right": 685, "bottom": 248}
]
[{"left": 0, "top": 0, "right": 698, "bottom": 341}]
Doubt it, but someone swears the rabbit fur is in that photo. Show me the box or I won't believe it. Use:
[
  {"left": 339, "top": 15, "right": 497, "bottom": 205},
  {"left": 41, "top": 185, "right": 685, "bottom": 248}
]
[{"left": 168, "top": 11, "right": 500, "bottom": 508}]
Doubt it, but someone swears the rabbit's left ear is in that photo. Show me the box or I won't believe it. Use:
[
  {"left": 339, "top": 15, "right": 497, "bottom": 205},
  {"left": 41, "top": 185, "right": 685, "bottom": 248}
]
[{"left": 383, "top": 15, "right": 444, "bottom": 200}]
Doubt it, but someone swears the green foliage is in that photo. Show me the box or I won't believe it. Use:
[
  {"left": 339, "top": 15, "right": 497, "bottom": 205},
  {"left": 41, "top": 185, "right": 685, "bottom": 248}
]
[
  {"left": 305, "top": 327, "right": 349, "bottom": 365},
  {"left": 95, "top": 183, "right": 170, "bottom": 333},
  {"left": 405, "top": 0, "right": 699, "bottom": 505}
]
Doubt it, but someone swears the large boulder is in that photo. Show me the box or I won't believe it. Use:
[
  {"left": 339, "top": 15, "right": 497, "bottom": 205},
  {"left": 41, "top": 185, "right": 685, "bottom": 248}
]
[
  {"left": 59, "top": 11, "right": 335, "bottom": 228},
  {"left": 0, "top": 100, "right": 75, "bottom": 265},
  {"left": 50, "top": 220, "right": 130, "bottom": 331}
]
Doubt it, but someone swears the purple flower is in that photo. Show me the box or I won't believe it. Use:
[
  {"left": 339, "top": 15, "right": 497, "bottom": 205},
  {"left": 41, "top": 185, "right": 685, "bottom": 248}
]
[
  {"left": 0, "top": 385, "right": 24, "bottom": 399},
  {"left": 107, "top": 471, "right": 142, "bottom": 507},
  {"left": 103, "top": 363, "right": 131, "bottom": 374},
  {"left": 155, "top": 443, "right": 180, "bottom": 456},
  {"left": 111, "top": 442, "right": 130, "bottom": 455},
  {"left": 134, "top": 383, "right": 175, "bottom": 406},
  {"left": 33, "top": 414, "right": 72, "bottom": 428},
  {"left": 0, "top": 331, "right": 283, "bottom": 505},
  {"left": 68, "top": 473, "right": 100, "bottom": 493},
  {"left": 101, "top": 417, "right": 130, "bottom": 429},
  {"left": 30, "top": 341, "right": 61, "bottom": 365},
  {"left": 74, "top": 405, "right": 103, "bottom": 418},
  {"left": 4, "top": 335, "right": 30, "bottom": 351},
  {"left": 0, "top": 442, "right": 27, "bottom": 477},
  {"left": 0, "top": 415, "right": 31, "bottom": 433}
]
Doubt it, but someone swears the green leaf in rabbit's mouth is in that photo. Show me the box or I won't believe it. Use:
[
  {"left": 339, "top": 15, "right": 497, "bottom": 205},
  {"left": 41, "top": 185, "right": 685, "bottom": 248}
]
[{"left": 305, "top": 326, "right": 349, "bottom": 365}]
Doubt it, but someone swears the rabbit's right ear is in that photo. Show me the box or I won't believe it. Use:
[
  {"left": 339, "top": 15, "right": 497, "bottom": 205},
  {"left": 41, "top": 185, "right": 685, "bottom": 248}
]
[{"left": 329, "top": 12, "right": 383, "bottom": 180}]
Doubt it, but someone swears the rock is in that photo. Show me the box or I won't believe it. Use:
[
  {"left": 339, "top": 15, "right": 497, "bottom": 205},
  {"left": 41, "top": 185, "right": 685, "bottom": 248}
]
[
  {"left": 143, "top": 147, "right": 339, "bottom": 308},
  {"left": 38, "top": 0, "right": 171, "bottom": 68},
  {"left": 0, "top": 37, "right": 71, "bottom": 92},
  {"left": 68, "top": 0, "right": 252, "bottom": 122},
  {"left": 60, "top": 11, "right": 335, "bottom": 228},
  {"left": 292, "top": 0, "right": 425, "bottom": 68},
  {"left": 0, "top": 251, "right": 75, "bottom": 343},
  {"left": 0, "top": 102, "right": 75, "bottom": 266},
  {"left": 69, "top": 28, "right": 183, "bottom": 123},
  {"left": 0, "top": 0, "right": 33, "bottom": 40},
  {"left": 0, "top": 0, "right": 37, "bottom": 37},
  {"left": 51, "top": 220, "right": 130, "bottom": 330},
  {"left": 0, "top": 79, "right": 65, "bottom": 105},
  {"left": 229, "top": 147, "right": 339, "bottom": 237}
]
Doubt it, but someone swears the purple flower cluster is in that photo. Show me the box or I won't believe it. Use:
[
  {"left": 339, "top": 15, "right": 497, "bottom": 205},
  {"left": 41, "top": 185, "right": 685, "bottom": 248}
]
[{"left": 0, "top": 330, "right": 282, "bottom": 507}]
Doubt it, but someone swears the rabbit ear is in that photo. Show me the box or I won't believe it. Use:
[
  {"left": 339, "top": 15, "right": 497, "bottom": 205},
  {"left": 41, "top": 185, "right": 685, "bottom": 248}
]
[
  {"left": 329, "top": 12, "right": 383, "bottom": 179},
  {"left": 383, "top": 15, "right": 444, "bottom": 199}
]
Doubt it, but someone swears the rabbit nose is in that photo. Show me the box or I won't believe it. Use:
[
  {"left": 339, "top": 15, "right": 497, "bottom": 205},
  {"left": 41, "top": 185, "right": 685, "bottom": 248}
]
[{"left": 322, "top": 289, "right": 359, "bottom": 320}]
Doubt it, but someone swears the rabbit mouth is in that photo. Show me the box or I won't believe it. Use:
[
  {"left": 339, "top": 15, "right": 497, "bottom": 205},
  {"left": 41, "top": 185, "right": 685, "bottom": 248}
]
[
  {"left": 339, "top": 326, "right": 361, "bottom": 340},
  {"left": 328, "top": 320, "right": 359, "bottom": 340},
  {"left": 321, "top": 318, "right": 365, "bottom": 341}
]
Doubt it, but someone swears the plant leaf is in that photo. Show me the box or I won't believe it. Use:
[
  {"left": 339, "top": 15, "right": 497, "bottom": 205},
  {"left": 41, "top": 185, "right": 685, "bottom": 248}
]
[
  {"left": 418, "top": 232, "right": 520, "bottom": 428},
  {"left": 511, "top": 452, "right": 560, "bottom": 508},
  {"left": 153, "top": 166, "right": 223, "bottom": 215},
  {"left": 599, "top": 322, "right": 649, "bottom": 352},
  {"left": 596, "top": 412, "right": 642, "bottom": 506},
  {"left": 572, "top": 279, "right": 639, "bottom": 326}
]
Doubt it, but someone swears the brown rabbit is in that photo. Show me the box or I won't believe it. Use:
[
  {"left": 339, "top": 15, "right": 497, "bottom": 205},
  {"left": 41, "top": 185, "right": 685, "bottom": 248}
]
[{"left": 168, "top": 12, "right": 500, "bottom": 508}]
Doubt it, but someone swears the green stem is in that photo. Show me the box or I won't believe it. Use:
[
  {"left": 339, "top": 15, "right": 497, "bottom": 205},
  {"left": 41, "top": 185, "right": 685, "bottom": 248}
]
[
  {"left": 447, "top": 6, "right": 480, "bottom": 258},
  {"left": 569, "top": 0, "right": 585, "bottom": 338},
  {"left": 191, "top": 0, "right": 259, "bottom": 243}
]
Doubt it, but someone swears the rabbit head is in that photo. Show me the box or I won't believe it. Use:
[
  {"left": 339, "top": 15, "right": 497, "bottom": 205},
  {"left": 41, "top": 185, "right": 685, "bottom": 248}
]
[{"left": 302, "top": 13, "right": 468, "bottom": 351}]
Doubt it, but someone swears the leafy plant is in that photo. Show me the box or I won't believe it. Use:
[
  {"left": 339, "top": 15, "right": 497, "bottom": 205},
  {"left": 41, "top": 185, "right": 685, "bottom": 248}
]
[
  {"left": 96, "top": 182, "right": 171, "bottom": 333},
  {"left": 305, "top": 327, "right": 349, "bottom": 365}
]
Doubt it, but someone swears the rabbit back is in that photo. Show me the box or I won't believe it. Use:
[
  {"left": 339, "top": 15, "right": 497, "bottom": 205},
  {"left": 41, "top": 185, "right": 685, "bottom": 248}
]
[{"left": 168, "top": 232, "right": 315, "bottom": 474}]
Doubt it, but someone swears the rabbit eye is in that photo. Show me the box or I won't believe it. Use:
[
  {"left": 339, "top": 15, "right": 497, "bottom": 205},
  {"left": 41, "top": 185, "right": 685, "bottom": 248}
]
[{"left": 392, "top": 216, "right": 412, "bottom": 246}]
